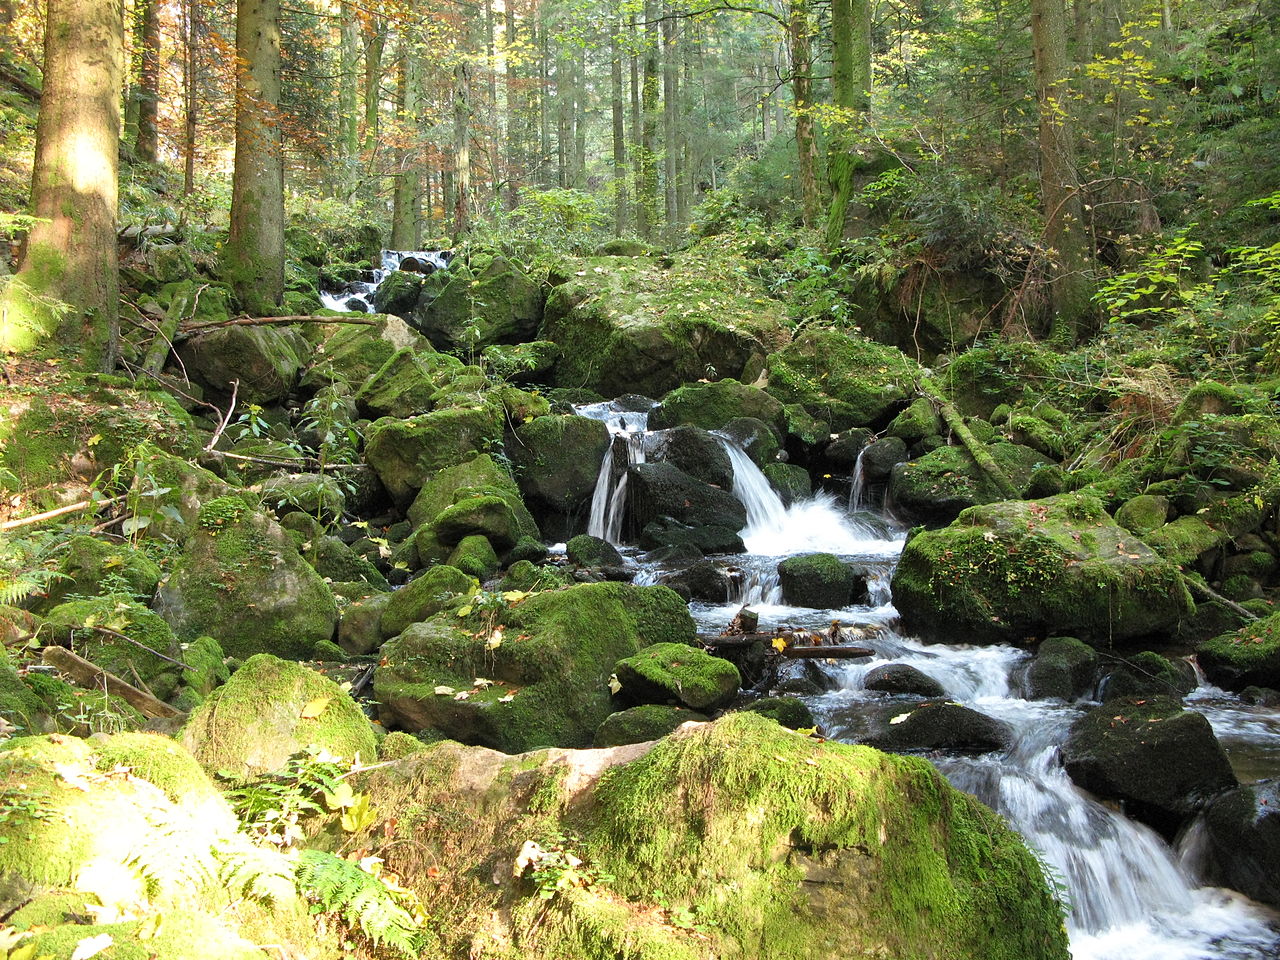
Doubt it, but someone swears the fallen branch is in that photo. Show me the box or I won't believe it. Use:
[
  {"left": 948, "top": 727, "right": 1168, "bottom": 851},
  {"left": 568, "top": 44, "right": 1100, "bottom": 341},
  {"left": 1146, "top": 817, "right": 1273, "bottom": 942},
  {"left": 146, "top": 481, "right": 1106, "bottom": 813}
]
[
  {"left": 78, "top": 624, "right": 195, "bottom": 671},
  {"left": 181, "top": 314, "right": 378, "bottom": 334},
  {"left": 0, "top": 494, "right": 128, "bottom": 532},
  {"left": 782, "top": 645, "right": 875, "bottom": 660},
  {"left": 918, "top": 377, "right": 1020, "bottom": 501},
  {"left": 1184, "top": 576, "right": 1260, "bottom": 623},
  {"left": 42, "top": 646, "right": 185, "bottom": 720}
]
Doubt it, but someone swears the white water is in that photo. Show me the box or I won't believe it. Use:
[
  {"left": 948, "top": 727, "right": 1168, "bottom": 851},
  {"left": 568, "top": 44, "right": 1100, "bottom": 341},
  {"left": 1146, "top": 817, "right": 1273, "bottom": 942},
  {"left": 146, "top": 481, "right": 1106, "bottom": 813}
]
[
  {"left": 319, "top": 248, "right": 451, "bottom": 313},
  {"left": 576, "top": 401, "right": 653, "bottom": 545},
  {"left": 848, "top": 446, "right": 869, "bottom": 512}
]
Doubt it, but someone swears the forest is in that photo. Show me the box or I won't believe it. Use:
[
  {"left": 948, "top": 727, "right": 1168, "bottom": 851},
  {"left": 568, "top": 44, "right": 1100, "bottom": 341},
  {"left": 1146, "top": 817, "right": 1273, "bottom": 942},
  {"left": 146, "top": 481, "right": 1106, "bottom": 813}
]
[{"left": 1, "top": 0, "right": 1280, "bottom": 957}]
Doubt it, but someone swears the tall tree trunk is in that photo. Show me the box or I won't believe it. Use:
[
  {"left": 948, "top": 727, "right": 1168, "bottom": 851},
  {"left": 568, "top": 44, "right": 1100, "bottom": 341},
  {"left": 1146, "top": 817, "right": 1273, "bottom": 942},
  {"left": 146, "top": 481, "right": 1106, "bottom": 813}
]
[
  {"left": 537, "top": 10, "right": 551, "bottom": 186},
  {"left": 504, "top": 0, "right": 520, "bottom": 209},
  {"left": 629, "top": 11, "right": 642, "bottom": 226},
  {"left": 824, "top": 0, "right": 872, "bottom": 244},
  {"left": 1031, "top": 0, "right": 1093, "bottom": 340},
  {"left": 2, "top": 0, "right": 122, "bottom": 368},
  {"left": 555, "top": 48, "right": 569, "bottom": 187},
  {"left": 338, "top": 0, "right": 360, "bottom": 197},
  {"left": 182, "top": 0, "right": 199, "bottom": 199},
  {"left": 787, "top": 0, "right": 820, "bottom": 225},
  {"left": 637, "top": 0, "right": 659, "bottom": 240},
  {"left": 572, "top": 44, "right": 587, "bottom": 188},
  {"left": 390, "top": 39, "right": 420, "bottom": 249},
  {"left": 224, "top": 0, "right": 284, "bottom": 315},
  {"left": 134, "top": 0, "right": 160, "bottom": 162},
  {"left": 662, "top": 9, "right": 678, "bottom": 232},
  {"left": 362, "top": 17, "right": 385, "bottom": 154},
  {"left": 611, "top": 16, "right": 627, "bottom": 236},
  {"left": 453, "top": 55, "right": 473, "bottom": 236}
]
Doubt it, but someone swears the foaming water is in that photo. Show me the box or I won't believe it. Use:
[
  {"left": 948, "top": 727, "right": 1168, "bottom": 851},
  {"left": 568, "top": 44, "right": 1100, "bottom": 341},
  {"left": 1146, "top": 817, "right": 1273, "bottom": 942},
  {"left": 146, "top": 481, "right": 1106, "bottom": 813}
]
[
  {"left": 320, "top": 249, "right": 450, "bottom": 313},
  {"left": 576, "top": 400, "right": 653, "bottom": 544}
]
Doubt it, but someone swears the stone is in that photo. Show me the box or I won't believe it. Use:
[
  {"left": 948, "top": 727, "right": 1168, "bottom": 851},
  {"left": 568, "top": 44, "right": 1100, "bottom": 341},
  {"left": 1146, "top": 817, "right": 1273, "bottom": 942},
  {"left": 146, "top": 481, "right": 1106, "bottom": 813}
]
[
  {"left": 364, "top": 404, "right": 504, "bottom": 506},
  {"left": 338, "top": 591, "right": 393, "bottom": 655},
  {"left": 509, "top": 414, "right": 612, "bottom": 538},
  {"left": 615, "top": 642, "right": 741, "bottom": 711},
  {"left": 860, "top": 701, "right": 1013, "bottom": 754},
  {"left": 888, "top": 442, "right": 1046, "bottom": 526},
  {"left": 380, "top": 565, "right": 477, "bottom": 639},
  {"left": 433, "top": 495, "right": 520, "bottom": 551},
  {"left": 638, "top": 517, "right": 745, "bottom": 556},
  {"left": 1100, "top": 651, "right": 1197, "bottom": 700},
  {"left": 37, "top": 534, "right": 161, "bottom": 610},
  {"left": 411, "top": 253, "right": 544, "bottom": 351},
  {"left": 659, "top": 559, "right": 734, "bottom": 603},
  {"left": 1061, "top": 695, "right": 1238, "bottom": 838},
  {"left": 176, "top": 325, "right": 303, "bottom": 404},
  {"left": 566, "top": 534, "right": 625, "bottom": 568},
  {"left": 1025, "top": 637, "right": 1097, "bottom": 700},
  {"left": 763, "top": 463, "right": 811, "bottom": 505},
  {"left": 481, "top": 340, "right": 561, "bottom": 383},
  {"left": 1199, "top": 779, "right": 1280, "bottom": 908},
  {"left": 649, "top": 380, "right": 786, "bottom": 435},
  {"left": 258, "top": 472, "right": 347, "bottom": 523},
  {"left": 649, "top": 425, "right": 734, "bottom": 489},
  {"left": 302, "top": 314, "right": 431, "bottom": 390},
  {"left": 593, "top": 704, "right": 708, "bottom": 746},
  {"left": 740, "top": 695, "right": 815, "bottom": 730},
  {"left": 778, "top": 553, "right": 868, "bottom": 609},
  {"left": 628, "top": 462, "right": 747, "bottom": 533},
  {"left": 45, "top": 596, "right": 188, "bottom": 701},
  {"left": 863, "top": 663, "right": 946, "bottom": 699},
  {"left": 1198, "top": 612, "right": 1280, "bottom": 690},
  {"left": 1114, "top": 495, "right": 1172, "bottom": 536}
]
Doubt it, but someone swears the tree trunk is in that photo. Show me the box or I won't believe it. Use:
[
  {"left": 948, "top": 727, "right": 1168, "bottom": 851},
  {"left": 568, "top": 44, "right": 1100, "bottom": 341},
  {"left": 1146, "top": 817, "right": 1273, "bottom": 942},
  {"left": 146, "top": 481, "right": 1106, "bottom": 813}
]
[
  {"left": 134, "top": 0, "right": 160, "bottom": 162},
  {"left": 338, "top": 0, "right": 360, "bottom": 197},
  {"left": 182, "top": 0, "right": 199, "bottom": 199},
  {"left": 390, "top": 39, "right": 421, "bottom": 249},
  {"left": 787, "top": 0, "right": 820, "bottom": 225},
  {"left": 223, "top": 0, "right": 285, "bottom": 315},
  {"left": 504, "top": 0, "right": 520, "bottom": 210},
  {"left": 1030, "top": 0, "right": 1093, "bottom": 341},
  {"left": 611, "top": 16, "right": 627, "bottom": 236},
  {"left": 637, "top": 0, "right": 659, "bottom": 240},
  {"left": 662, "top": 8, "right": 678, "bottom": 233},
  {"left": 824, "top": 0, "right": 872, "bottom": 245},
  {"left": 453, "top": 56, "right": 473, "bottom": 236},
  {"left": 2, "top": 0, "right": 122, "bottom": 369},
  {"left": 362, "top": 17, "right": 385, "bottom": 155}
]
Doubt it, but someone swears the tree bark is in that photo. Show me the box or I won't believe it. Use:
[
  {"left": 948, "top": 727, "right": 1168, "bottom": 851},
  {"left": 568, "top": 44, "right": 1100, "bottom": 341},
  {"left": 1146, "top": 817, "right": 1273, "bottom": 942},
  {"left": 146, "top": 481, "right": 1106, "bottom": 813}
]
[
  {"left": 611, "top": 15, "right": 628, "bottom": 236},
  {"left": 223, "top": 0, "right": 285, "bottom": 315},
  {"left": 824, "top": 0, "right": 872, "bottom": 245},
  {"left": 390, "top": 37, "right": 421, "bottom": 249},
  {"left": 453, "top": 52, "right": 473, "bottom": 236},
  {"left": 2, "top": 0, "right": 122, "bottom": 369},
  {"left": 787, "top": 0, "right": 820, "bottom": 225},
  {"left": 1031, "top": 0, "right": 1093, "bottom": 341},
  {"left": 338, "top": 0, "right": 360, "bottom": 197},
  {"left": 662, "top": 8, "right": 678, "bottom": 232},
  {"left": 362, "top": 16, "right": 385, "bottom": 155},
  {"left": 134, "top": 0, "right": 160, "bottom": 162},
  {"left": 182, "top": 0, "right": 199, "bottom": 199},
  {"left": 637, "top": 0, "right": 659, "bottom": 239}
]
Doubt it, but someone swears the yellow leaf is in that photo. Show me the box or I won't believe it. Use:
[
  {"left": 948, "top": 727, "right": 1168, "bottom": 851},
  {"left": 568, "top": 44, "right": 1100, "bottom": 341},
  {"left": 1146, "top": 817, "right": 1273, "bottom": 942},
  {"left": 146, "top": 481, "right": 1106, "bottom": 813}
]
[
  {"left": 485, "top": 636, "right": 503, "bottom": 651},
  {"left": 608, "top": 674, "right": 623, "bottom": 695},
  {"left": 771, "top": 637, "right": 788, "bottom": 652},
  {"left": 341, "top": 793, "right": 377, "bottom": 832},
  {"left": 86, "top": 434, "right": 102, "bottom": 447},
  {"left": 473, "top": 677, "right": 495, "bottom": 688},
  {"left": 299, "top": 697, "right": 330, "bottom": 719},
  {"left": 433, "top": 685, "right": 456, "bottom": 696},
  {"left": 794, "top": 726, "right": 818, "bottom": 737}
]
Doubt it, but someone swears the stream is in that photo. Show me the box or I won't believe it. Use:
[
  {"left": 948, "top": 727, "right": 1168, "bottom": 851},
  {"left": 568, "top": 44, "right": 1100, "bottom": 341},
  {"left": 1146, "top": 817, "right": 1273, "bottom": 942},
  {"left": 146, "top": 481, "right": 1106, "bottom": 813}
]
[{"left": 581, "top": 401, "right": 1280, "bottom": 960}]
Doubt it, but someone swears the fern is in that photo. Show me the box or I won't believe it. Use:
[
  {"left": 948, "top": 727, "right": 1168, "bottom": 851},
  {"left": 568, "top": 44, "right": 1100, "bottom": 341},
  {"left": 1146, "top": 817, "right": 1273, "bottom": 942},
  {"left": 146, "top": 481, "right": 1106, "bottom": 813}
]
[
  {"left": 0, "top": 531, "right": 72, "bottom": 606},
  {"left": 215, "top": 841, "right": 297, "bottom": 907},
  {"left": 294, "top": 849, "right": 427, "bottom": 957}
]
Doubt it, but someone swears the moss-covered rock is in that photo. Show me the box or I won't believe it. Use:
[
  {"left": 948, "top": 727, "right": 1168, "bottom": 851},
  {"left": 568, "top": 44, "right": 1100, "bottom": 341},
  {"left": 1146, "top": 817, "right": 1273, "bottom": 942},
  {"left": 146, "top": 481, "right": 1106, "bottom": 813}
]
[
  {"left": 509, "top": 415, "right": 611, "bottom": 537},
  {"left": 863, "top": 663, "right": 946, "bottom": 699},
  {"left": 1198, "top": 778, "right": 1280, "bottom": 908},
  {"left": 1114, "top": 494, "right": 1172, "bottom": 536},
  {"left": 1198, "top": 612, "right": 1280, "bottom": 690},
  {"left": 448, "top": 535, "right": 501, "bottom": 579},
  {"left": 1063, "top": 696, "right": 1237, "bottom": 837},
  {"left": 1025, "top": 637, "right": 1097, "bottom": 700},
  {"left": 891, "top": 493, "right": 1194, "bottom": 646},
  {"left": 594, "top": 704, "right": 708, "bottom": 746},
  {"left": 337, "top": 591, "right": 393, "bottom": 655},
  {"left": 649, "top": 424, "right": 735, "bottom": 488},
  {"left": 364, "top": 405, "right": 505, "bottom": 506},
  {"left": 352, "top": 347, "right": 452, "bottom": 419},
  {"left": 378, "top": 730, "right": 429, "bottom": 760},
  {"left": 888, "top": 442, "right": 1047, "bottom": 526},
  {"left": 482, "top": 340, "right": 561, "bottom": 383},
  {"left": 614, "top": 642, "right": 740, "bottom": 711},
  {"left": 778, "top": 553, "right": 867, "bottom": 609},
  {"left": 565, "top": 534, "right": 625, "bottom": 569},
  {"left": 301, "top": 314, "right": 431, "bottom": 390},
  {"left": 649, "top": 380, "right": 785, "bottom": 434},
  {"left": 0, "top": 657, "right": 47, "bottom": 735},
  {"left": 380, "top": 565, "right": 477, "bottom": 639},
  {"left": 432, "top": 495, "right": 520, "bottom": 551},
  {"left": 540, "top": 247, "right": 786, "bottom": 397},
  {"left": 302, "top": 535, "right": 389, "bottom": 589},
  {"left": 765, "top": 329, "right": 922, "bottom": 431},
  {"left": 628, "top": 462, "right": 747, "bottom": 533},
  {"left": 886, "top": 397, "right": 943, "bottom": 444},
  {"left": 38, "top": 534, "right": 161, "bottom": 610},
  {"left": 45, "top": 595, "right": 187, "bottom": 701},
  {"left": 740, "top": 695, "right": 815, "bottom": 729},
  {"left": 182, "top": 653, "right": 378, "bottom": 778},
  {"left": 409, "top": 253, "right": 544, "bottom": 352},
  {"left": 1100, "top": 651, "right": 1197, "bottom": 700},
  {"left": 407, "top": 454, "right": 539, "bottom": 544},
  {"left": 176, "top": 325, "right": 303, "bottom": 404},
  {"left": 258, "top": 472, "right": 347, "bottom": 523},
  {"left": 763, "top": 462, "right": 811, "bottom": 506},
  {"left": 861, "top": 701, "right": 1013, "bottom": 754},
  {"left": 375, "top": 582, "right": 695, "bottom": 752},
  {"left": 152, "top": 497, "right": 339, "bottom": 660},
  {"left": 127, "top": 444, "right": 238, "bottom": 544}
]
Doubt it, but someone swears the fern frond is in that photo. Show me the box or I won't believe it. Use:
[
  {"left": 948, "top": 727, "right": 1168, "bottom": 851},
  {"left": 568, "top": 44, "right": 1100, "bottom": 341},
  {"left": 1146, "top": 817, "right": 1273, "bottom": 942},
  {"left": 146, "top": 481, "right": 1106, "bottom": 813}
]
[
  {"left": 216, "top": 841, "right": 297, "bottom": 907},
  {"left": 294, "top": 849, "right": 426, "bottom": 957}
]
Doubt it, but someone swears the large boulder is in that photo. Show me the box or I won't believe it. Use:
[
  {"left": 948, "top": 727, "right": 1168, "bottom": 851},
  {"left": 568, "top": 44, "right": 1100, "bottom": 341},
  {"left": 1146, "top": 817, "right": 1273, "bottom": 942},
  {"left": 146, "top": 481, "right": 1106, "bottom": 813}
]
[
  {"left": 301, "top": 314, "right": 431, "bottom": 389},
  {"left": 765, "top": 328, "right": 922, "bottom": 431},
  {"left": 37, "top": 534, "right": 161, "bottom": 610},
  {"left": 648, "top": 425, "right": 735, "bottom": 489},
  {"left": 152, "top": 496, "right": 339, "bottom": 660},
  {"left": 509, "top": 414, "right": 611, "bottom": 537},
  {"left": 860, "top": 701, "right": 1013, "bottom": 754},
  {"left": 182, "top": 653, "right": 378, "bottom": 779},
  {"left": 628, "top": 462, "right": 747, "bottom": 533},
  {"left": 1025, "top": 636, "right": 1097, "bottom": 700},
  {"left": 649, "top": 380, "right": 786, "bottom": 435},
  {"left": 863, "top": 663, "right": 946, "bottom": 699},
  {"left": 407, "top": 454, "right": 539, "bottom": 563},
  {"left": 778, "top": 553, "right": 868, "bottom": 608},
  {"left": 176, "top": 325, "right": 304, "bottom": 404},
  {"left": 1198, "top": 611, "right": 1280, "bottom": 690},
  {"left": 540, "top": 250, "right": 787, "bottom": 397},
  {"left": 353, "top": 348, "right": 464, "bottom": 419},
  {"left": 614, "top": 642, "right": 741, "bottom": 711},
  {"left": 891, "top": 493, "right": 1194, "bottom": 646},
  {"left": 593, "top": 703, "right": 708, "bottom": 746},
  {"left": 380, "top": 565, "right": 477, "bottom": 639},
  {"left": 364, "top": 404, "right": 504, "bottom": 506},
  {"left": 351, "top": 713, "right": 1070, "bottom": 960},
  {"left": 1061, "top": 696, "right": 1237, "bottom": 838},
  {"left": 1099, "top": 651, "right": 1197, "bottom": 700},
  {"left": 1198, "top": 779, "right": 1280, "bottom": 908},
  {"left": 411, "top": 252, "right": 544, "bottom": 351},
  {"left": 375, "top": 582, "right": 695, "bottom": 753},
  {"left": 888, "top": 443, "right": 1047, "bottom": 526}
]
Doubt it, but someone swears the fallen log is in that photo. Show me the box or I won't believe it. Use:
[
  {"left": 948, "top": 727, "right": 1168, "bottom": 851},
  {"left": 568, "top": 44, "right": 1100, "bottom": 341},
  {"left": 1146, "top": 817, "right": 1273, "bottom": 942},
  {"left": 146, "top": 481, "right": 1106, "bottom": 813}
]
[
  {"left": 180, "top": 314, "right": 377, "bottom": 334},
  {"left": 42, "top": 646, "right": 185, "bottom": 720},
  {"left": 782, "top": 645, "right": 875, "bottom": 660},
  {"left": 917, "top": 376, "right": 1020, "bottom": 501}
]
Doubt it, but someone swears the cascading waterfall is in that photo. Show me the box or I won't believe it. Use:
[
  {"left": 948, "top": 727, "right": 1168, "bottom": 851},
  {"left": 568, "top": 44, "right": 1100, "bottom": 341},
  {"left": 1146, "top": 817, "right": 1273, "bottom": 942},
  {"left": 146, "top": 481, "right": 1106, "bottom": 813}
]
[
  {"left": 319, "top": 249, "right": 451, "bottom": 313},
  {"left": 848, "top": 446, "right": 869, "bottom": 512},
  {"left": 576, "top": 401, "right": 653, "bottom": 545}
]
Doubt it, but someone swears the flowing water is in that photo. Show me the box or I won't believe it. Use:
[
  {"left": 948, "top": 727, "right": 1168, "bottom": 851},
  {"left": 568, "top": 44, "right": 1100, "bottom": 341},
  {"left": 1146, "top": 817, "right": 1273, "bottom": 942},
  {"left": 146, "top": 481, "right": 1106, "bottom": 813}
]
[
  {"left": 599, "top": 430, "right": 1280, "bottom": 959},
  {"left": 575, "top": 400, "right": 655, "bottom": 545},
  {"left": 319, "top": 249, "right": 452, "bottom": 313}
]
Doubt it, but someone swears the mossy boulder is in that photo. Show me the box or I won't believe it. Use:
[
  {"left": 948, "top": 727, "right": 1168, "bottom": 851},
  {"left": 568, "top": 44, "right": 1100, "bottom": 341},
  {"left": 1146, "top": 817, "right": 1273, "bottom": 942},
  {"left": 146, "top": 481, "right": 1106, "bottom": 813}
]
[
  {"left": 481, "top": 340, "right": 561, "bottom": 383},
  {"left": 763, "top": 462, "right": 811, "bottom": 505},
  {"left": 614, "top": 642, "right": 741, "bottom": 711},
  {"left": 1198, "top": 778, "right": 1280, "bottom": 908},
  {"left": 1114, "top": 494, "right": 1172, "bottom": 536},
  {"left": 594, "top": 704, "right": 708, "bottom": 746},
  {"left": 364, "top": 404, "right": 504, "bottom": 506},
  {"left": 301, "top": 314, "right": 431, "bottom": 389},
  {"left": 892, "top": 493, "right": 1194, "bottom": 646},
  {"left": 125, "top": 445, "right": 238, "bottom": 545},
  {"left": 411, "top": 253, "right": 544, "bottom": 351},
  {"left": 0, "top": 657, "right": 47, "bottom": 735},
  {"left": 765, "top": 328, "right": 921, "bottom": 431},
  {"left": 509, "top": 415, "right": 611, "bottom": 537},
  {"left": 353, "top": 347, "right": 461, "bottom": 419},
  {"left": 888, "top": 442, "right": 1047, "bottom": 526},
  {"left": 38, "top": 534, "right": 161, "bottom": 609},
  {"left": 302, "top": 535, "right": 389, "bottom": 589},
  {"left": 886, "top": 397, "right": 943, "bottom": 444},
  {"left": 433, "top": 495, "right": 520, "bottom": 551},
  {"left": 448, "top": 534, "right": 501, "bottom": 579},
  {"left": 649, "top": 424, "right": 735, "bottom": 488},
  {"left": 566, "top": 534, "right": 625, "bottom": 569},
  {"left": 628, "top": 462, "right": 747, "bottom": 533},
  {"left": 380, "top": 565, "right": 476, "bottom": 639},
  {"left": 176, "top": 326, "right": 303, "bottom": 404},
  {"left": 861, "top": 701, "right": 1013, "bottom": 754},
  {"left": 375, "top": 582, "right": 695, "bottom": 752},
  {"left": 182, "top": 653, "right": 378, "bottom": 778},
  {"left": 372, "top": 268, "right": 425, "bottom": 315},
  {"left": 649, "top": 380, "right": 785, "bottom": 434},
  {"left": 45, "top": 596, "right": 187, "bottom": 701},
  {"left": 638, "top": 516, "right": 745, "bottom": 556},
  {"left": 1061, "top": 695, "right": 1237, "bottom": 837},
  {"left": 338, "top": 591, "right": 393, "bottom": 655},
  {"left": 740, "top": 695, "right": 815, "bottom": 729},
  {"left": 1198, "top": 612, "right": 1280, "bottom": 690},
  {"left": 863, "top": 663, "right": 946, "bottom": 699},
  {"left": 1025, "top": 637, "right": 1097, "bottom": 700},
  {"left": 778, "top": 554, "right": 868, "bottom": 609},
  {"left": 407, "top": 454, "right": 539, "bottom": 542},
  {"left": 258, "top": 472, "right": 347, "bottom": 523},
  {"left": 1100, "top": 651, "right": 1196, "bottom": 700},
  {"left": 152, "top": 497, "right": 339, "bottom": 660},
  {"left": 540, "top": 249, "right": 786, "bottom": 397}
]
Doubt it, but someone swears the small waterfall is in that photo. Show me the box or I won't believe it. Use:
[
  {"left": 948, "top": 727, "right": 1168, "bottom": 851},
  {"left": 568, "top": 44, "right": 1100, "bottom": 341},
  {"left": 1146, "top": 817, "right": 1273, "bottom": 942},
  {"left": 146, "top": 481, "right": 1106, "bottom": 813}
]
[
  {"left": 848, "top": 447, "right": 869, "bottom": 511},
  {"left": 320, "top": 248, "right": 452, "bottom": 313},
  {"left": 576, "top": 401, "right": 654, "bottom": 545}
]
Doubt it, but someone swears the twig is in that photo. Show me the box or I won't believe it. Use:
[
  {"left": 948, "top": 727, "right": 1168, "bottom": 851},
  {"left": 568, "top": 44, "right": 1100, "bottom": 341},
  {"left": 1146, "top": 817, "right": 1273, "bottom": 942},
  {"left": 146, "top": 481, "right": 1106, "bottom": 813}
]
[
  {"left": 77, "top": 623, "right": 196, "bottom": 671},
  {"left": 1184, "top": 576, "right": 1260, "bottom": 623},
  {"left": 42, "top": 645, "right": 185, "bottom": 720},
  {"left": 203, "top": 379, "right": 240, "bottom": 452},
  {"left": 181, "top": 315, "right": 379, "bottom": 334},
  {"left": 0, "top": 494, "right": 128, "bottom": 532}
]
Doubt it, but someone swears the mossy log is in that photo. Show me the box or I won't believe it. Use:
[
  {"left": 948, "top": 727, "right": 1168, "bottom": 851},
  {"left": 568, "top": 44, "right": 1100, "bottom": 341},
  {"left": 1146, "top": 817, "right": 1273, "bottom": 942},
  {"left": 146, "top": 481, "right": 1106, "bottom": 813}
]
[
  {"left": 42, "top": 645, "right": 185, "bottom": 720},
  {"left": 918, "top": 377, "right": 1020, "bottom": 501}
]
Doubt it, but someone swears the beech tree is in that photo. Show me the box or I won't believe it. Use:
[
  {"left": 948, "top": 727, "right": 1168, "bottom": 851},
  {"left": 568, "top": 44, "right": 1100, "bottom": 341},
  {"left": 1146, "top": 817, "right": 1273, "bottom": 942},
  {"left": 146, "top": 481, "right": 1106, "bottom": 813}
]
[
  {"left": 0, "top": 0, "right": 122, "bottom": 369},
  {"left": 223, "top": 0, "right": 285, "bottom": 314}
]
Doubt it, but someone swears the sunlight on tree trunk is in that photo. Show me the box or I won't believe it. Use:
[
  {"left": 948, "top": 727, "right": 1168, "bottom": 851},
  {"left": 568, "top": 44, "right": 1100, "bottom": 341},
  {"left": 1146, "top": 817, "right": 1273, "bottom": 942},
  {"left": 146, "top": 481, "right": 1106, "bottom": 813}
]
[{"left": 825, "top": 0, "right": 871, "bottom": 246}]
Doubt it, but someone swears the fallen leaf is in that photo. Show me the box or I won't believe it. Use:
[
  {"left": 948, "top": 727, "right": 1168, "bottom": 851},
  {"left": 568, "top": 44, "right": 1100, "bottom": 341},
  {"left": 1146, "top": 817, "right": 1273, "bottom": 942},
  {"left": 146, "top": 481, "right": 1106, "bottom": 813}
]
[
  {"left": 70, "top": 934, "right": 114, "bottom": 960},
  {"left": 473, "top": 677, "right": 495, "bottom": 688},
  {"left": 608, "top": 674, "right": 622, "bottom": 695},
  {"left": 434, "top": 685, "right": 456, "bottom": 696},
  {"left": 888, "top": 712, "right": 913, "bottom": 725},
  {"left": 771, "top": 637, "right": 788, "bottom": 652},
  {"left": 299, "top": 697, "right": 331, "bottom": 719}
]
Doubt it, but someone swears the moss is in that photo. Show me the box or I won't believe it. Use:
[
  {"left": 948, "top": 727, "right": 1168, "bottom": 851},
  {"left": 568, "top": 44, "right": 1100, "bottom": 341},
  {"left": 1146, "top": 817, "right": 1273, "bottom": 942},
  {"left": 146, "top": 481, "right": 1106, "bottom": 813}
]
[
  {"left": 1026, "top": 637, "right": 1097, "bottom": 700},
  {"left": 448, "top": 535, "right": 501, "bottom": 579},
  {"left": 777, "top": 553, "right": 862, "bottom": 608},
  {"left": 886, "top": 397, "right": 942, "bottom": 443},
  {"left": 301, "top": 315, "right": 431, "bottom": 390},
  {"left": 741, "top": 696, "right": 815, "bottom": 729},
  {"left": 91, "top": 732, "right": 224, "bottom": 807},
  {"left": 762, "top": 462, "right": 811, "bottom": 504},
  {"left": 565, "top": 534, "right": 624, "bottom": 568},
  {"left": 181, "top": 654, "right": 378, "bottom": 779},
  {"left": 583, "top": 713, "right": 1069, "bottom": 960},
  {"left": 1103, "top": 651, "right": 1197, "bottom": 699},
  {"left": 889, "top": 442, "right": 1046, "bottom": 526},
  {"left": 433, "top": 495, "right": 520, "bottom": 551},
  {"left": 649, "top": 379, "right": 785, "bottom": 433},
  {"left": 614, "top": 643, "right": 741, "bottom": 711},
  {"left": 407, "top": 453, "right": 539, "bottom": 540},
  {"left": 1143, "top": 515, "right": 1228, "bottom": 566},
  {"left": 593, "top": 705, "right": 708, "bottom": 747},
  {"left": 1198, "top": 612, "right": 1280, "bottom": 689},
  {"left": 39, "top": 534, "right": 161, "bottom": 609},
  {"left": 45, "top": 595, "right": 186, "bottom": 701},
  {"left": 379, "top": 731, "right": 429, "bottom": 760},
  {"left": 482, "top": 340, "right": 561, "bottom": 382},
  {"left": 29, "top": 909, "right": 270, "bottom": 960},
  {"left": 1114, "top": 495, "right": 1171, "bottom": 536},
  {"left": 363, "top": 403, "right": 506, "bottom": 507},
  {"left": 0, "top": 657, "right": 46, "bottom": 735},
  {"left": 380, "top": 565, "right": 477, "bottom": 638},
  {"left": 258, "top": 473, "right": 346, "bottom": 524}
]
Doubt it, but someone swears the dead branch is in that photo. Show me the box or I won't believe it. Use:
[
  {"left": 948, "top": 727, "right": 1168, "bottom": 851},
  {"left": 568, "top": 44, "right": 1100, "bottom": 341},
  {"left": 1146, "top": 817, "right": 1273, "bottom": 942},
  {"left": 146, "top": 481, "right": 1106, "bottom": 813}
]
[
  {"left": 181, "top": 314, "right": 378, "bottom": 334},
  {"left": 42, "top": 646, "right": 185, "bottom": 720}
]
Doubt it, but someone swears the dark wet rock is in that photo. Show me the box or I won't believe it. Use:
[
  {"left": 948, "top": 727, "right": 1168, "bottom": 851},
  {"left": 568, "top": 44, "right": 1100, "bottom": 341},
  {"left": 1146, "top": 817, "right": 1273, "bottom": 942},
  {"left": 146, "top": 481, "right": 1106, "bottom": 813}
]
[
  {"left": 1025, "top": 637, "right": 1097, "bottom": 700},
  {"left": 863, "top": 663, "right": 946, "bottom": 699},
  {"left": 628, "top": 462, "right": 747, "bottom": 532},
  {"left": 593, "top": 704, "right": 708, "bottom": 747},
  {"left": 638, "top": 517, "right": 745, "bottom": 556},
  {"left": 659, "top": 559, "right": 733, "bottom": 603},
  {"left": 778, "top": 553, "right": 868, "bottom": 609},
  {"left": 1198, "top": 779, "right": 1280, "bottom": 908},
  {"left": 861, "top": 701, "right": 1013, "bottom": 755},
  {"left": 1100, "top": 651, "right": 1197, "bottom": 700},
  {"left": 650, "top": 425, "right": 734, "bottom": 489},
  {"left": 740, "top": 695, "right": 816, "bottom": 730}
]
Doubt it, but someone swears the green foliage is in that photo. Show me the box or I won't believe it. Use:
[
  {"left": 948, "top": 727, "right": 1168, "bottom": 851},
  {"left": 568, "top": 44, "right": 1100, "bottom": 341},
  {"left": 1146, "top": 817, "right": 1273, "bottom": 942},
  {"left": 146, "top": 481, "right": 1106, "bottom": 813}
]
[
  {"left": 519, "top": 832, "right": 615, "bottom": 901},
  {"left": 1095, "top": 226, "right": 1205, "bottom": 323},
  {"left": 0, "top": 530, "right": 71, "bottom": 607},
  {"left": 487, "top": 189, "right": 608, "bottom": 258},
  {"left": 293, "top": 848, "right": 428, "bottom": 957}
]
